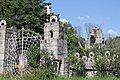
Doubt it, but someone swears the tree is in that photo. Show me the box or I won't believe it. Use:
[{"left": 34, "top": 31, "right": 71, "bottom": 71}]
[
  {"left": 88, "top": 43, "right": 120, "bottom": 76},
  {"left": 105, "top": 37, "right": 120, "bottom": 76},
  {"left": 65, "top": 23, "right": 86, "bottom": 76},
  {"left": 67, "top": 24, "right": 85, "bottom": 56},
  {"left": 27, "top": 46, "right": 53, "bottom": 69},
  {"left": 0, "top": 0, "right": 48, "bottom": 34}
]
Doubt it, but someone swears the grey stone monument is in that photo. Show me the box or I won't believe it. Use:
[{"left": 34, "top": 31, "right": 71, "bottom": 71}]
[
  {"left": 43, "top": 15, "right": 68, "bottom": 75},
  {"left": 0, "top": 20, "right": 6, "bottom": 73}
]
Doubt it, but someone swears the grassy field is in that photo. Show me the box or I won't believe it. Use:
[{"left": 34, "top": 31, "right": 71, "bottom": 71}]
[
  {"left": 0, "top": 75, "right": 119, "bottom": 80},
  {"left": 0, "top": 69, "right": 119, "bottom": 80},
  {"left": 65, "top": 76, "right": 119, "bottom": 80}
]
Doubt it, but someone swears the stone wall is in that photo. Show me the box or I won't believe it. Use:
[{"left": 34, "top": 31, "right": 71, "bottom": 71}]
[{"left": 4, "top": 27, "right": 17, "bottom": 73}]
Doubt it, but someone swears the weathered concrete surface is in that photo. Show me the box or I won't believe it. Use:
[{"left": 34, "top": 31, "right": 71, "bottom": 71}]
[
  {"left": 43, "top": 19, "right": 68, "bottom": 75},
  {"left": 0, "top": 20, "right": 6, "bottom": 74}
]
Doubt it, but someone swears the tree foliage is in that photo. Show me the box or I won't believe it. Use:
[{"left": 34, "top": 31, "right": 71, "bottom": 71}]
[
  {"left": 88, "top": 43, "right": 120, "bottom": 76},
  {"left": 27, "top": 46, "right": 53, "bottom": 69},
  {"left": 67, "top": 25, "right": 85, "bottom": 55},
  {"left": 0, "top": 0, "right": 48, "bottom": 34},
  {"left": 66, "top": 24, "right": 86, "bottom": 75}
]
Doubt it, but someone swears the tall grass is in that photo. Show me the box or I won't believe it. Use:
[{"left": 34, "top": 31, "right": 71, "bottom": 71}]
[
  {"left": 0, "top": 75, "right": 119, "bottom": 80},
  {"left": 0, "top": 69, "right": 119, "bottom": 80},
  {"left": 53, "top": 75, "right": 119, "bottom": 80},
  {"left": 67, "top": 76, "right": 119, "bottom": 80}
]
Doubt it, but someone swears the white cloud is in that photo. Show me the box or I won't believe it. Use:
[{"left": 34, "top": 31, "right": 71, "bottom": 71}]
[
  {"left": 77, "top": 16, "right": 84, "bottom": 20},
  {"left": 60, "top": 19, "right": 69, "bottom": 23},
  {"left": 85, "top": 15, "right": 90, "bottom": 19},
  {"left": 107, "top": 29, "right": 118, "bottom": 37},
  {"left": 77, "top": 15, "right": 90, "bottom": 20}
]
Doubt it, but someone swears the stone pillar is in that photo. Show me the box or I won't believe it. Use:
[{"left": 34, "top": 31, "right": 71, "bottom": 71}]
[
  {"left": 43, "top": 15, "right": 68, "bottom": 76},
  {"left": 60, "top": 57, "right": 68, "bottom": 76},
  {"left": 0, "top": 20, "right": 6, "bottom": 74},
  {"left": 85, "top": 57, "right": 95, "bottom": 77}
]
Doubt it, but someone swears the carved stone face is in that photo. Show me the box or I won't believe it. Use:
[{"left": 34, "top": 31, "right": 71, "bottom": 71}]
[
  {"left": 50, "top": 16, "right": 58, "bottom": 22},
  {"left": 0, "top": 20, "right": 6, "bottom": 26},
  {"left": 0, "top": 20, "right": 6, "bottom": 29}
]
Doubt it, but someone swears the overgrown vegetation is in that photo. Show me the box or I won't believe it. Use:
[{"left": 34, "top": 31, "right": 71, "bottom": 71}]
[
  {"left": 0, "top": 73, "right": 119, "bottom": 80},
  {"left": 27, "top": 46, "right": 56, "bottom": 74},
  {"left": 67, "top": 24, "right": 86, "bottom": 74},
  {"left": 1, "top": 0, "right": 120, "bottom": 79}
]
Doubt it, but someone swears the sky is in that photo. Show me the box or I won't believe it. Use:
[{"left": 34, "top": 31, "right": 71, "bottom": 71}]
[{"left": 46, "top": 0, "right": 120, "bottom": 38}]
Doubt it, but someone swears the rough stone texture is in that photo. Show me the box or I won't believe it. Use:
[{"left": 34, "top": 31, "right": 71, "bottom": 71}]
[
  {"left": 45, "top": 5, "right": 51, "bottom": 15},
  {"left": 43, "top": 21, "right": 68, "bottom": 75},
  {"left": 85, "top": 58, "right": 95, "bottom": 77},
  {"left": 0, "top": 20, "right": 6, "bottom": 74},
  {"left": 85, "top": 27, "right": 104, "bottom": 48}
]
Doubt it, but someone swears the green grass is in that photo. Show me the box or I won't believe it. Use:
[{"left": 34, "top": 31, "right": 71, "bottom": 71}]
[
  {"left": 0, "top": 75, "right": 119, "bottom": 80},
  {"left": 0, "top": 69, "right": 119, "bottom": 80},
  {"left": 52, "top": 75, "right": 119, "bottom": 80},
  {"left": 67, "top": 76, "right": 119, "bottom": 80}
]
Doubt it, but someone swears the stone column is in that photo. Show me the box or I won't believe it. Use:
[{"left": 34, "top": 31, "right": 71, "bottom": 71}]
[{"left": 0, "top": 20, "right": 6, "bottom": 74}]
